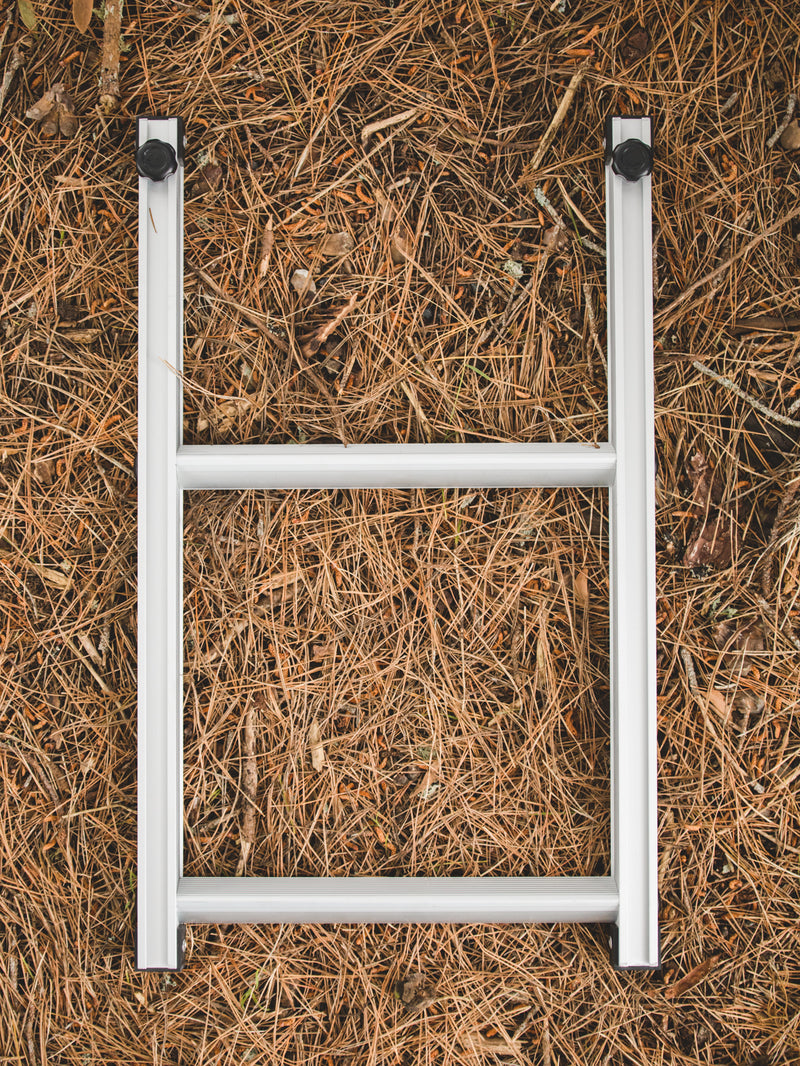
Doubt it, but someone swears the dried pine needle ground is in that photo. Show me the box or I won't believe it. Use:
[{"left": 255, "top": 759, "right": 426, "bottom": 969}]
[{"left": 0, "top": 1, "right": 799, "bottom": 1063}]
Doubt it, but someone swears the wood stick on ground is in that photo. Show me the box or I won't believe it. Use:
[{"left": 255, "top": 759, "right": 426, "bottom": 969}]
[
  {"left": 0, "top": 41, "right": 24, "bottom": 116},
  {"left": 583, "top": 281, "right": 604, "bottom": 372},
  {"left": 524, "top": 65, "right": 587, "bottom": 178},
  {"left": 692, "top": 360, "right": 800, "bottom": 430},
  {"left": 100, "top": 0, "right": 122, "bottom": 115},
  {"left": 300, "top": 293, "right": 359, "bottom": 358},
  {"left": 767, "top": 93, "right": 797, "bottom": 149},
  {"left": 679, "top": 646, "right": 700, "bottom": 699},
  {"left": 361, "top": 107, "right": 418, "bottom": 145},
  {"left": 258, "top": 216, "right": 274, "bottom": 277}
]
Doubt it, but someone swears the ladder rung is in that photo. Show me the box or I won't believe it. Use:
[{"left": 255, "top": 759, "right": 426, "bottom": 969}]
[
  {"left": 176, "top": 443, "right": 616, "bottom": 490},
  {"left": 177, "top": 876, "right": 619, "bottom": 924}
]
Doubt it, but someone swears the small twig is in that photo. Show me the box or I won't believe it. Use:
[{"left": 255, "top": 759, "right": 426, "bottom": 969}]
[
  {"left": 577, "top": 234, "right": 606, "bottom": 257},
  {"left": 582, "top": 282, "right": 604, "bottom": 373},
  {"left": 679, "top": 647, "right": 699, "bottom": 699},
  {"left": 720, "top": 91, "right": 739, "bottom": 115},
  {"left": 258, "top": 216, "right": 274, "bottom": 278},
  {"left": 100, "top": 0, "right": 123, "bottom": 115},
  {"left": 361, "top": 107, "right": 418, "bottom": 145},
  {"left": 729, "top": 314, "right": 800, "bottom": 335},
  {"left": 540, "top": 1017, "right": 552, "bottom": 1066},
  {"left": 0, "top": 40, "right": 24, "bottom": 116},
  {"left": 692, "top": 360, "right": 800, "bottom": 430},
  {"left": 235, "top": 700, "right": 258, "bottom": 875},
  {"left": 0, "top": 8, "right": 10, "bottom": 54},
  {"left": 524, "top": 64, "right": 587, "bottom": 176},
  {"left": 533, "top": 186, "right": 564, "bottom": 228},
  {"left": 293, "top": 115, "right": 328, "bottom": 179},
  {"left": 399, "top": 378, "right": 432, "bottom": 441},
  {"left": 533, "top": 186, "right": 605, "bottom": 256},
  {"left": 63, "top": 636, "right": 116, "bottom": 698},
  {"left": 300, "top": 293, "right": 359, "bottom": 358},
  {"left": 767, "top": 93, "right": 797, "bottom": 149}
]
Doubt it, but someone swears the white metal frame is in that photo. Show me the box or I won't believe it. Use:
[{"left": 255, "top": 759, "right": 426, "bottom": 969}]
[{"left": 136, "top": 115, "right": 657, "bottom": 970}]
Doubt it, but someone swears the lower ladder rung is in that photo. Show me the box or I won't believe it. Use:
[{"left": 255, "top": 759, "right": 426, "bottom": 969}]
[
  {"left": 176, "top": 442, "right": 615, "bottom": 490},
  {"left": 176, "top": 876, "right": 619, "bottom": 924}
]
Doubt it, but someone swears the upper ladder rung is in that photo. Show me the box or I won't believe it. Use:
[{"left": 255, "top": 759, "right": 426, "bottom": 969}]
[
  {"left": 177, "top": 876, "right": 619, "bottom": 925},
  {"left": 176, "top": 442, "right": 616, "bottom": 490}
]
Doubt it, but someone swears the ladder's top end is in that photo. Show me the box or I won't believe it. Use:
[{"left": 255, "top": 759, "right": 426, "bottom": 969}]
[
  {"left": 135, "top": 115, "right": 185, "bottom": 165},
  {"left": 603, "top": 115, "right": 653, "bottom": 181}
]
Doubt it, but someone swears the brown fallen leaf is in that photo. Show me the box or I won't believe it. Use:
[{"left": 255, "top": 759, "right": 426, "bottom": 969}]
[
  {"left": 714, "top": 619, "right": 765, "bottom": 671},
  {"left": 256, "top": 569, "right": 303, "bottom": 598},
  {"left": 684, "top": 513, "right": 738, "bottom": 569},
  {"left": 26, "top": 85, "right": 59, "bottom": 121},
  {"left": 398, "top": 972, "right": 438, "bottom": 1013},
  {"left": 27, "top": 83, "right": 79, "bottom": 138},
  {"left": 55, "top": 92, "right": 79, "bottom": 138},
  {"left": 291, "top": 268, "right": 317, "bottom": 301},
  {"left": 196, "top": 396, "right": 251, "bottom": 434},
  {"left": 390, "top": 227, "right": 412, "bottom": 265},
  {"left": 684, "top": 452, "right": 738, "bottom": 568},
  {"left": 543, "top": 225, "right": 569, "bottom": 253},
  {"left": 27, "top": 559, "right": 73, "bottom": 591},
  {"left": 72, "top": 0, "right": 92, "bottom": 32},
  {"left": 664, "top": 955, "right": 720, "bottom": 1000},
  {"left": 309, "top": 718, "right": 325, "bottom": 772},
  {"left": 372, "top": 186, "right": 398, "bottom": 224},
  {"left": 620, "top": 24, "right": 650, "bottom": 63},
  {"left": 319, "top": 231, "right": 354, "bottom": 258},
  {"left": 706, "top": 689, "right": 729, "bottom": 719},
  {"left": 399, "top": 972, "right": 425, "bottom": 1003},
  {"left": 361, "top": 107, "right": 418, "bottom": 145},
  {"left": 311, "top": 640, "right": 336, "bottom": 660},
  {"left": 60, "top": 328, "right": 101, "bottom": 343},
  {"left": 412, "top": 757, "right": 440, "bottom": 800},
  {"left": 196, "top": 162, "right": 223, "bottom": 192},
  {"left": 764, "top": 58, "right": 786, "bottom": 91},
  {"left": 33, "top": 458, "right": 56, "bottom": 485},
  {"left": 688, "top": 452, "right": 724, "bottom": 510},
  {"left": 780, "top": 119, "right": 800, "bottom": 151}
]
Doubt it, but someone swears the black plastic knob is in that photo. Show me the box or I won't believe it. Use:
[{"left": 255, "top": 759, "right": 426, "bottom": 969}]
[
  {"left": 136, "top": 138, "right": 178, "bottom": 181},
  {"left": 610, "top": 138, "right": 653, "bottom": 182}
]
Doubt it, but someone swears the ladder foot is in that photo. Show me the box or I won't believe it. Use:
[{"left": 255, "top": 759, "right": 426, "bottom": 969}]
[{"left": 608, "top": 925, "right": 661, "bottom": 971}]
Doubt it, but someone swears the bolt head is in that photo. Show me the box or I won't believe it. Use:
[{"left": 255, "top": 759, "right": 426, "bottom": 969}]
[
  {"left": 136, "top": 138, "right": 178, "bottom": 182},
  {"left": 611, "top": 138, "right": 653, "bottom": 182}
]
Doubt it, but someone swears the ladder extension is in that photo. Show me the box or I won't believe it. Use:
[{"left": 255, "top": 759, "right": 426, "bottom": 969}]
[{"left": 136, "top": 115, "right": 657, "bottom": 970}]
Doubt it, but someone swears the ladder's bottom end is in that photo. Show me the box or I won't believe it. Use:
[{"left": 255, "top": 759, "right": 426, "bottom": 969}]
[
  {"left": 608, "top": 925, "right": 661, "bottom": 971},
  {"left": 134, "top": 924, "right": 186, "bottom": 972}
]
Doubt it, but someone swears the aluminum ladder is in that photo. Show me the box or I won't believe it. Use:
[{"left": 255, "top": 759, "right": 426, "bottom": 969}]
[{"left": 135, "top": 114, "right": 657, "bottom": 970}]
